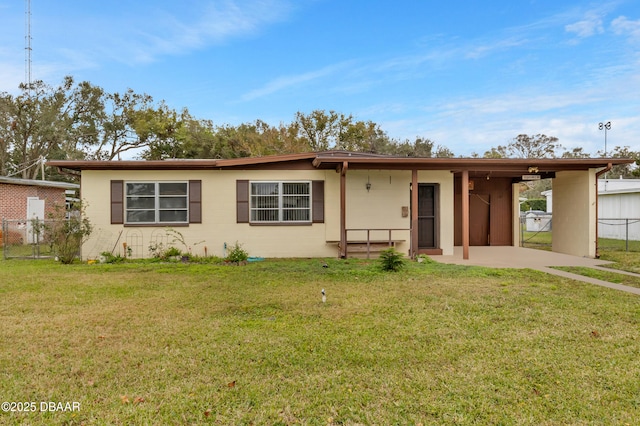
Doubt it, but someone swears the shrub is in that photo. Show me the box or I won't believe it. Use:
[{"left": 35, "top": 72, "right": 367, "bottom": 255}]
[
  {"left": 225, "top": 241, "right": 249, "bottom": 264},
  {"left": 379, "top": 248, "right": 405, "bottom": 272},
  {"left": 43, "top": 203, "right": 93, "bottom": 264},
  {"left": 165, "top": 246, "right": 182, "bottom": 257},
  {"left": 100, "top": 251, "right": 125, "bottom": 264},
  {"left": 520, "top": 198, "right": 546, "bottom": 212}
]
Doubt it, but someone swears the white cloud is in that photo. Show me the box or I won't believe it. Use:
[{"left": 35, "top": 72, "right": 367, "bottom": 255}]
[
  {"left": 369, "top": 70, "right": 640, "bottom": 157},
  {"left": 565, "top": 13, "right": 605, "bottom": 38},
  {"left": 0, "top": 61, "right": 25, "bottom": 94},
  {"left": 240, "top": 62, "right": 353, "bottom": 101},
  {"left": 138, "top": 1, "right": 290, "bottom": 55},
  {"left": 611, "top": 16, "right": 640, "bottom": 42},
  {"left": 464, "top": 37, "right": 529, "bottom": 60},
  {"left": 126, "top": 0, "right": 293, "bottom": 62},
  {"left": 29, "top": 0, "right": 294, "bottom": 69}
]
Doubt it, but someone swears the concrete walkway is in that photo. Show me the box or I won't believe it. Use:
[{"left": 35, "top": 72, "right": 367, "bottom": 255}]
[{"left": 431, "top": 246, "right": 640, "bottom": 296}]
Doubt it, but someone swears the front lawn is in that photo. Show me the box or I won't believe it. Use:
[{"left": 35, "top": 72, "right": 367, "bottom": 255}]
[{"left": 1, "top": 258, "right": 640, "bottom": 424}]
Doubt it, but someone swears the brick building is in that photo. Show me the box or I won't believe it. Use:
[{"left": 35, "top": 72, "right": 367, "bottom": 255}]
[{"left": 0, "top": 176, "right": 79, "bottom": 221}]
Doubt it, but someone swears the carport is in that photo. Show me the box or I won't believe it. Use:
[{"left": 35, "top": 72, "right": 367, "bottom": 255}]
[{"left": 312, "top": 153, "right": 634, "bottom": 260}]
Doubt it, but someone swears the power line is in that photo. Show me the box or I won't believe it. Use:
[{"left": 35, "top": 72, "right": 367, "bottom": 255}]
[{"left": 7, "top": 156, "right": 42, "bottom": 178}]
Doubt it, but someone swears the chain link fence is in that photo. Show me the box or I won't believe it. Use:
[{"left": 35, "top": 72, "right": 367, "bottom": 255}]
[
  {"left": 519, "top": 216, "right": 640, "bottom": 252},
  {"left": 598, "top": 218, "right": 640, "bottom": 252},
  {"left": 2, "top": 219, "right": 58, "bottom": 259}
]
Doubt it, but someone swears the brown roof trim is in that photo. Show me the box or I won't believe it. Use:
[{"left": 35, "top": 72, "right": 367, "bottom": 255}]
[
  {"left": 48, "top": 151, "right": 635, "bottom": 173},
  {"left": 312, "top": 155, "right": 634, "bottom": 172},
  {"left": 47, "top": 152, "right": 323, "bottom": 171},
  {"left": 215, "top": 152, "right": 319, "bottom": 167},
  {"left": 47, "top": 159, "right": 219, "bottom": 171},
  {"left": 46, "top": 151, "right": 381, "bottom": 171}
]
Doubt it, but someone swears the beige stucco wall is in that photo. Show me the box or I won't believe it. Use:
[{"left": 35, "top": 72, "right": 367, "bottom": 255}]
[
  {"left": 552, "top": 169, "right": 597, "bottom": 257},
  {"left": 81, "top": 169, "right": 341, "bottom": 259},
  {"left": 345, "top": 170, "right": 411, "bottom": 254},
  {"left": 80, "top": 167, "right": 456, "bottom": 259},
  {"left": 344, "top": 169, "right": 454, "bottom": 256}
]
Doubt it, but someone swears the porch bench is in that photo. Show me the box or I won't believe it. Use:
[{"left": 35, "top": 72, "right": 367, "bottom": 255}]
[{"left": 327, "top": 239, "right": 406, "bottom": 258}]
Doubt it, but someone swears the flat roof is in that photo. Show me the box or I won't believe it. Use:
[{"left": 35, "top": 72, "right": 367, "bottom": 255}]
[{"left": 48, "top": 151, "right": 634, "bottom": 178}]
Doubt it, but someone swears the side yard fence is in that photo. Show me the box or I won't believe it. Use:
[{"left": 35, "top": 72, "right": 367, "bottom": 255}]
[
  {"left": 519, "top": 216, "right": 640, "bottom": 252},
  {"left": 598, "top": 218, "right": 640, "bottom": 252},
  {"left": 2, "top": 218, "right": 58, "bottom": 259}
]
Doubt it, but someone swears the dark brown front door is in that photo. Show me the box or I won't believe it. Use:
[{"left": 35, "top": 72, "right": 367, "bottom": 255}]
[
  {"left": 418, "top": 184, "right": 438, "bottom": 249},
  {"left": 469, "top": 194, "right": 490, "bottom": 245}
]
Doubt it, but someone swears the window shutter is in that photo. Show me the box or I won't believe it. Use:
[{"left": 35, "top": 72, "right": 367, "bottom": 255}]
[
  {"left": 110, "top": 180, "right": 124, "bottom": 224},
  {"left": 189, "top": 180, "right": 202, "bottom": 223},
  {"left": 236, "top": 180, "right": 249, "bottom": 223},
  {"left": 312, "top": 180, "right": 324, "bottom": 223}
]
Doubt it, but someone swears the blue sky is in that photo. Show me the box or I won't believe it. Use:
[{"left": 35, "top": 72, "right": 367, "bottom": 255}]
[{"left": 1, "top": 0, "right": 639, "bottom": 157}]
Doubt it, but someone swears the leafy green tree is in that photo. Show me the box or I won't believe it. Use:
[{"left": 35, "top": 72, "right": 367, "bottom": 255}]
[
  {"left": 505, "top": 134, "right": 562, "bottom": 158},
  {"left": 295, "top": 110, "right": 339, "bottom": 151},
  {"left": 294, "top": 109, "right": 400, "bottom": 154},
  {"left": 0, "top": 77, "right": 99, "bottom": 178},
  {"left": 84, "top": 89, "right": 155, "bottom": 160},
  {"left": 2, "top": 77, "right": 460, "bottom": 167},
  {"left": 336, "top": 119, "right": 382, "bottom": 152},
  {"left": 434, "top": 145, "right": 455, "bottom": 158},
  {"left": 483, "top": 146, "right": 507, "bottom": 158},
  {"left": 135, "top": 104, "right": 188, "bottom": 160},
  {"left": 0, "top": 93, "right": 14, "bottom": 175},
  {"left": 249, "top": 120, "right": 310, "bottom": 156},
  {"left": 483, "top": 134, "right": 562, "bottom": 159},
  {"left": 597, "top": 146, "right": 640, "bottom": 178},
  {"left": 177, "top": 118, "right": 218, "bottom": 158},
  {"left": 0, "top": 77, "right": 159, "bottom": 177},
  {"left": 561, "top": 147, "right": 591, "bottom": 158},
  {"left": 395, "top": 137, "right": 435, "bottom": 157}
]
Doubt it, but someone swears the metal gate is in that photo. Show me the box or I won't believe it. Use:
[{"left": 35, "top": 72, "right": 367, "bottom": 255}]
[{"left": 2, "top": 218, "right": 57, "bottom": 259}]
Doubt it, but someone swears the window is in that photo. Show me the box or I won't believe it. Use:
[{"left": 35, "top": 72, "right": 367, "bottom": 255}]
[
  {"left": 125, "top": 182, "right": 188, "bottom": 224},
  {"left": 250, "top": 181, "right": 311, "bottom": 223}
]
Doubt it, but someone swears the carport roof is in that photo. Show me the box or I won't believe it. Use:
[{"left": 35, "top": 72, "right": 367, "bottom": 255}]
[{"left": 311, "top": 153, "right": 634, "bottom": 178}]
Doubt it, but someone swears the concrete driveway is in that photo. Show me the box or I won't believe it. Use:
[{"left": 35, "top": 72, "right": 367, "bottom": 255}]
[
  {"left": 431, "top": 246, "right": 640, "bottom": 296},
  {"left": 433, "top": 246, "right": 612, "bottom": 268}
]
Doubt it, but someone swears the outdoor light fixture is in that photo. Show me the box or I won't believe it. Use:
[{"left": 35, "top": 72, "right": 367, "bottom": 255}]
[
  {"left": 528, "top": 166, "right": 539, "bottom": 173},
  {"left": 366, "top": 176, "right": 371, "bottom": 192},
  {"left": 599, "top": 121, "right": 612, "bottom": 179},
  {"left": 599, "top": 121, "right": 612, "bottom": 157}
]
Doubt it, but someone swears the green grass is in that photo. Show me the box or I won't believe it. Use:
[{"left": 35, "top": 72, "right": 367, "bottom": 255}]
[
  {"left": 521, "top": 231, "right": 552, "bottom": 250},
  {"left": 598, "top": 237, "right": 640, "bottom": 253},
  {"left": 521, "top": 229, "right": 640, "bottom": 275},
  {"left": 599, "top": 250, "right": 640, "bottom": 274},
  {"left": 2, "top": 258, "right": 640, "bottom": 424},
  {"left": 522, "top": 231, "right": 640, "bottom": 254},
  {"left": 553, "top": 266, "right": 640, "bottom": 289}
]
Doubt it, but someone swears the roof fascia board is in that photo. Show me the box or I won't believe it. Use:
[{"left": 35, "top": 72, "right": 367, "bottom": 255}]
[
  {"left": 312, "top": 156, "right": 634, "bottom": 171},
  {"left": 47, "top": 160, "right": 218, "bottom": 171}
]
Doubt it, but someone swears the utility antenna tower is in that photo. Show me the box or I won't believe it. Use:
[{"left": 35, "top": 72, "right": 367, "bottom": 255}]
[{"left": 25, "top": 0, "right": 32, "bottom": 90}]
